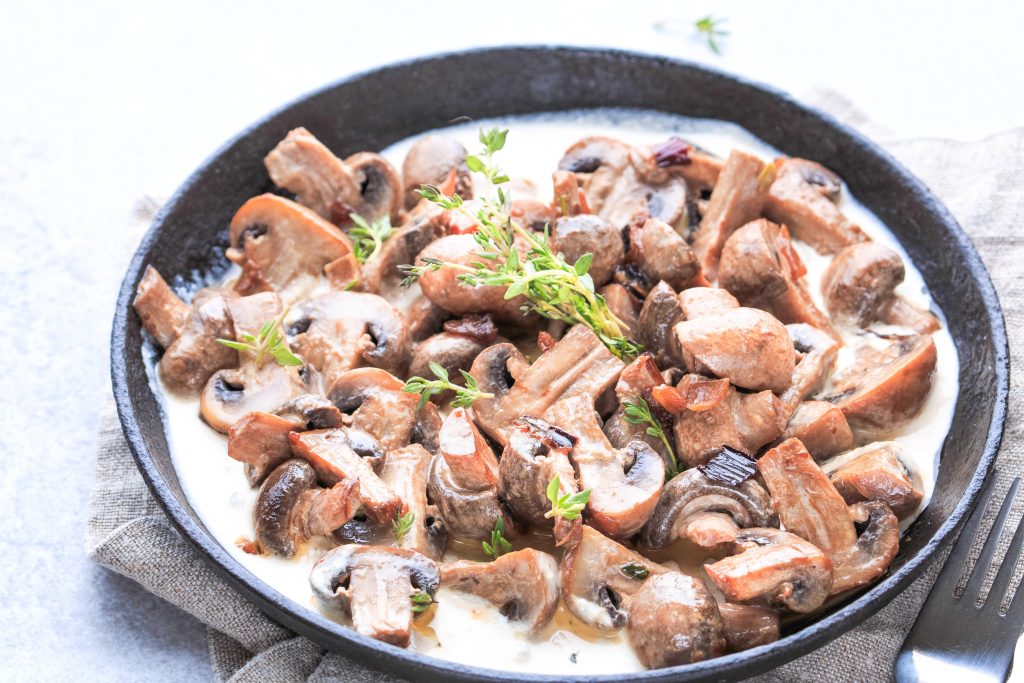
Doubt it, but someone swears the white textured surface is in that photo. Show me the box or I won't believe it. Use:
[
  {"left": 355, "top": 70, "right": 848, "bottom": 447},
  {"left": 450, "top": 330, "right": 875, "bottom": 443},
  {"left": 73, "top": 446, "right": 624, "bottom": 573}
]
[{"left": 1, "top": 0, "right": 1021, "bottom": 679}]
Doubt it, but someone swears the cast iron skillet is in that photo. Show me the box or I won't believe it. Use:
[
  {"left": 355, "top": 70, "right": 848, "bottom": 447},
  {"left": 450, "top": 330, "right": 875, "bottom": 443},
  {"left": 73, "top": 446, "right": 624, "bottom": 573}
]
[{"left": 111, "top": 46, "right": 1008, "bottom": 681}]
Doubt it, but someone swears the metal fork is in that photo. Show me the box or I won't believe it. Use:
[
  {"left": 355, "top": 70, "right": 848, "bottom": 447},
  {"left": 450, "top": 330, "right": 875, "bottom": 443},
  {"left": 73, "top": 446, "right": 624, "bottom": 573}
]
[{"left": 896, "top": 475, "right": 1024, "bottom": 682}]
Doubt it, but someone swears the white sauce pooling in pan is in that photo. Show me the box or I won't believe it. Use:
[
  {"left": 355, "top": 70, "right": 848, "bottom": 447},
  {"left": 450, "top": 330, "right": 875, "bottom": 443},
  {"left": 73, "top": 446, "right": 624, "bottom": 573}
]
[{"left": 153, "top": 109, "right": 959, "bottom": 675}]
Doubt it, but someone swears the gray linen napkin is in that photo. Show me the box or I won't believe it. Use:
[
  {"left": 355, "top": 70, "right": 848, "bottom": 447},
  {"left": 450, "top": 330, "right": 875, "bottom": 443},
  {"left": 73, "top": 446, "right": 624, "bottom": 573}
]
[{"left": 87, "top": 91, "right": 1024, "bottom": 682}]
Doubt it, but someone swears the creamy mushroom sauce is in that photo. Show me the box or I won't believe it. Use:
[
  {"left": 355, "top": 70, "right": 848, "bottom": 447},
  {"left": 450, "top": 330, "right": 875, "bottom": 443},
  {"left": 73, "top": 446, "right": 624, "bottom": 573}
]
[{"left": 151, "top": 109, "right": 958, "bottom": 675}]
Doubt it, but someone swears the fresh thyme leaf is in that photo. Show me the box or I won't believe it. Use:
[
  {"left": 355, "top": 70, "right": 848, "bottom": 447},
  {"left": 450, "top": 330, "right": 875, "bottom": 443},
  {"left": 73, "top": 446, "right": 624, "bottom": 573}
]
[
  {"left": 619, "top": 562, "right": 650, "bottom": 580},
  {"left": 482, "top": 517, "right": 513, "bottom": 559},
  {"left": 695, "top": 15, "right": 728, "bottom": 54},
  {"left": 349, "top": 213, "right": 394, "bottom": 265},
  {"left": 215, "top": 307, "right": 303, "bottom": 369},
  {"left": 401, "top": 365, "right": 494, "bottom": 409},
  {"left": 544, "top": 476, "right": 592, "bottom": 521},
  {"left": 392, "top": 511, "right": 415, "bottom": 545},
  {"left": 410, "top": 590, "right": 435, "bottom": 614},
  {"left": 623, "top": 397, "right": 678, "bottom": 477},
  {"left": 416, "top": 184, "right": 463, "bottom": 209}
]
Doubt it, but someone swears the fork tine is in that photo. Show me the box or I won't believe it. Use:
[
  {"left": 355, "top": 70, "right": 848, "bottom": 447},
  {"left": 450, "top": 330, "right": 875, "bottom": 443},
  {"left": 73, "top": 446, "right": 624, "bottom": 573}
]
[
  {"left": 931, "top": 474, "right": 999, "bottom": 598},
  {"left": 962, "top": 478, "right": 1021, "bottom": 602},
  {"left": 986, "top": 495, "right": 1024, "bottom": 615}
]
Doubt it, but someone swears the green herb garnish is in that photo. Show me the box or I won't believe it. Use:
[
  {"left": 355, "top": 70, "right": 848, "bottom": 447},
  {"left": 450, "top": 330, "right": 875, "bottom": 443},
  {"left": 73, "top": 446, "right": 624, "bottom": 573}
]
[
  {"left": 544, "top": 476, "right": 591, "bottom": 521},
  {"left": 482, "top": 517, "right": 513, "bottom": 559},
  {"left": 349, "top": 213, "right": 394, "bottom": 264},
  {"left": 216, "top": 307, "right": 302, "bottom": 369},
  {"left": 410, "top": 590, "right": 435, "bottom": 614},
  {"left": 401, "top": 362, "right": 494, "bottom": 409},
  {"left": 622, "top": 397, "right": 679, "bottom": 478},
  {"left": 400, "top": 127, "right": 642, "bottom": 360},
  {"left": 392, "top": 510, "right": 415, "bottom": 545},
  {"left": 619, "top": 562, "right": 650, "bottom": 581},
  {"left": 695, "top": 15, "right": 728, "bottom": 54}
]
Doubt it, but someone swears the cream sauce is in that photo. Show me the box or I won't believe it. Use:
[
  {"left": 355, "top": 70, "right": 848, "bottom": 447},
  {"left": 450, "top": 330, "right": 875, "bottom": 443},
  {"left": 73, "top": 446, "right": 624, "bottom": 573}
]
[{"left": 152, "top": 109, "right": 959, "bottom": 674}]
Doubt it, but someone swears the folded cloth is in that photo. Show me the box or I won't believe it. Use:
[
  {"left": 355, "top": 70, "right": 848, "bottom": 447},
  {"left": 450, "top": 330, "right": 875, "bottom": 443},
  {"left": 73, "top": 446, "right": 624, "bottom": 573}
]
[{"left": 87, "top": 90, "right": 1024, "bottom": 682}]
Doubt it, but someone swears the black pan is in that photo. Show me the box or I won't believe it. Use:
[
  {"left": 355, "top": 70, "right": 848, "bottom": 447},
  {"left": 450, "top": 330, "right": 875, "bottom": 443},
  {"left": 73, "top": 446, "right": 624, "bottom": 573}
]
[{"left": 110, "top": 46, "right": 1008, "bottom": 682}]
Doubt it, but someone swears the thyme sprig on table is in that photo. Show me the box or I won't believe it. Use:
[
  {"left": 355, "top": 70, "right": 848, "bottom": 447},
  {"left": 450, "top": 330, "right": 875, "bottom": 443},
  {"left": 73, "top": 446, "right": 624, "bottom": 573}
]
[
  {"left": 215, "top": 307, "right": 302, "bottom": 369},
  {"left": 622, "top": 396, "right": 679, "bottom": 478},
  {"left": 349, "top": 213, "right": 394, "bottom": 264},
  {"left": 482, "top": 517, "right": 513, "bottom": 559},
  {"left": 695, "top": 15, "right": 728, "bottom": 54},
  {"left": 544, "top": 476, "right": 592, "bottom": 521},
  {"left": 401, "top": 362, "right": 494, "bottom": 409},
  {"left": 400, "top": 127, "right": 642, "bottom": 359}
]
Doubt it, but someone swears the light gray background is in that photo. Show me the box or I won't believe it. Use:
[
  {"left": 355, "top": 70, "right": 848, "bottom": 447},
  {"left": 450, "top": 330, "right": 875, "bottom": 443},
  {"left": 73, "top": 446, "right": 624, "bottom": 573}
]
[{"left": 2, "top": 1, "right": 1021, "bottom": 679}]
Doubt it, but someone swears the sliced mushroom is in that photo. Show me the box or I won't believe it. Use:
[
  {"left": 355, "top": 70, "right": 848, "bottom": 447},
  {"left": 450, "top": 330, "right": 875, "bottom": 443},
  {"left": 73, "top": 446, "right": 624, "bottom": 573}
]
[
  {"left": 264, "top": 127, "right": 400, "bottom": 224},
  {"left": 626, "top": 573, "right": 726, "bottom": 668},
  {"left": 133, "top": 265, "right": 190, "bottom": 348},
  {"left": 199, "top": 293, "right": 306, "bottom": 431},
  {"left": 764, "top": 157, "right": 867, "bottom": 254},
  {"left": 546, "top": 394, "right": 665, "bottom": 539},
  {"left": 822, "top": 334, "right": 936, "bottom": 435},
  {"left": 253, "top": 459, "right": 359, "bottom": 557},
  {"left": 822, "top": 241, "right": 940, "bottom": 333},
  {"left": 648, "top": 136, "right": 724, "bottom": 194},
  {"left": 360, "top": 208, "right": 447, "bottom": 294},
  {"left": 719, "top": 219, "right": 838, "bottom": 338},
  {"left": 821, "top": 441, "right": 924, "bottom": 519},
  {"left": 627, "top": 216, "right": 702, "bottom": 291},
  {"left": 654, "top": 374, "right": 786, "bottom": 469},
  {"left": 718, "top": 603, "right": 780, "bottom": 652},
  {"left": 704, "top": 527, "right": 833, "bottom": 613},
  {"left": 406, "top": 294, "right": 450, "bottom": 342},
  {"left": 327, "top": 368, "right": 442, "bottom": 453},
  {"left": 780, "top": 400, "right": 854, "bottom": 461},
  {"left": 227, "top": 194, "right": 355, "bottom": 301},
  {"left": 640, "top": 468, "right": 777, "bottom": 549},
  {"left": 691, "top": 150, "right": 773, "bottom": 280},
  {"left": 498, "top": 416, "right": 582, "bottom": 546},
  {"left": 288, "top": 291, "right": 410, "bottom": 390},
  {"left": 401, "top": 134, "right": 473, "bottom": 210},
  {"left": 779, "top": 323, "right": 841, "bottom": 414},
  {"left": 675, "top": 307, "right": 795, "bottom": 393},
  {"left": 561, "top": 526, "right": 668, "bottom": 630},
  {"left": 158, "top": 287, "right": 237, "bottom": 394},
  {"left": 416, "top": 234, "right": 528, "bottom": 320},
  {"left": 550, "top": 214, "right": 624, "bottom": 287},
  {"left": 757, "top": 438, "right": 900, "bottom": 594},
  {"left": 407, "top": 332, "right": 488, "bottom": 405},
  {"left": 470, "top": 324, "right": 624, "bottom": 446},
  {"left": 309, "top": 545, "right": 440, "bottom": 647},
  {"left": 441, "top": 549, "right": 560, "bottom": 634},
  {"left": 289, "top": 427, "right": 400, "bottom": 524},
  {"left": 678, "top": 286, "right": 740, "bottom": 320},
  {"left": 428, "top": 407, "right": 521, "bottom": 540},
  {"left": 558, "top": 136, "right": 686, "bottom": 230},
  {"left": 336, "top": 444, "right": 448, "bottom": 560},
  {"left": 604, "top": 354, "right": 674, "bottom": 469},
  {"left": 636, "top": 281, "right": 685, "bottom": 369}
]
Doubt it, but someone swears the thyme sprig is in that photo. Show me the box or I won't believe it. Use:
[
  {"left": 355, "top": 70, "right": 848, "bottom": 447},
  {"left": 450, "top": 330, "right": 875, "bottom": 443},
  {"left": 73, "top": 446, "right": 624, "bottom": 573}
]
[
  {"left": 695, "top": 15, "right": 728, "bottom": 54},
  {"left": 544, "top": 476, "right": 591, "bottom": 521},
  {"left": 349, "top": 213, "right": 394, "bottom": 264},
  {"left": 622, "top": 397, "right": 679, "bottom": 478},
  {"left": 401, "top": 362, "right": 494, "bottom": 409},
  {"left": 482, "top": 517, "right": 513, "bottom": 559},
  {"left": 216, "top": 307, "right": 302, "bottom": 369},
  {"left": 410, "top": 591, "right": 435, "bottom": 614},
  {"left": 392, "top": 510, "right": 415, "bottom": 545},
  {"left": 401, "top": 127, "right": 642, "bottom": 359}
]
